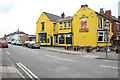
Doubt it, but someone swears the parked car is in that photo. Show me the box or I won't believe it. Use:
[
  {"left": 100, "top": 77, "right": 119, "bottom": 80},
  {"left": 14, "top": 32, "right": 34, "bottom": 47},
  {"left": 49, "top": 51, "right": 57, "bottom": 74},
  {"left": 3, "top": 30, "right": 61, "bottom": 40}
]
[
  {"left": 16, "top": 41, "right": 22, "bottom": 46},
  {"left": 22, "top": 41, "right": 30, "bottom": 47},
  {"left": 28, "top": 41, "right": 40, "bottom": 49},
  {"left": 11, "top": 40, "right": 17, "bottom": 45},
  {"left": 0, "top": 41, "right": 8, "bottom": 48}
]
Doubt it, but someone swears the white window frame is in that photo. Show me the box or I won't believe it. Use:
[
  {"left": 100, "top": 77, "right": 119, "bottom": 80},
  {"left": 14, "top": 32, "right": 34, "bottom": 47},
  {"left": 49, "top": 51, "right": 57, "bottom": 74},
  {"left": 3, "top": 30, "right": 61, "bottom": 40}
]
[{"left": 97, "top": 31, "right": 104, "bottom": 42}]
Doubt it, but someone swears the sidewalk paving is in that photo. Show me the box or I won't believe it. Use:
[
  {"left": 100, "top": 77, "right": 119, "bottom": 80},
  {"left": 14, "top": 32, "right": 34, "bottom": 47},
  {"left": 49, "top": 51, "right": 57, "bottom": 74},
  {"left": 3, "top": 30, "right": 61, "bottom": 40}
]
[
  {"left": 0, "top": 49, "right": 23, "bottom": 79},
  {"left": 41, "top": 47, "right": 120, "bottom": 61}
]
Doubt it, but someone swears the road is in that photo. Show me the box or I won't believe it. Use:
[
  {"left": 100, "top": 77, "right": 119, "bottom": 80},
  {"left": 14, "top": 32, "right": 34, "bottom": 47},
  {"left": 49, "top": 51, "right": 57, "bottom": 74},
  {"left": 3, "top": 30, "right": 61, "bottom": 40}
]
[{"left": 2, "top": 44, "right": 119, "bottom": 79}]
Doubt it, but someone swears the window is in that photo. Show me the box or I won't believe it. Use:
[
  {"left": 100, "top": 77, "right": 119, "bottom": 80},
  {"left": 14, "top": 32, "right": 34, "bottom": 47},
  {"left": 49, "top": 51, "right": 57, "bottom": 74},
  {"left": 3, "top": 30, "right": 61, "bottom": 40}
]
[
  {"left": 53, "top": 23, "right": 56, "bottom": 32},
  {"left": 60, "top": 22, "right": 62, "bottom": 29},
  {"left": 64, "top": 22, "right": 66, "bottom": 29},
  {"left": 98, "top": 17, "right": 102, "bottom": 29},
  {"left": 54, "top": 34, "right": 58, "bottom": 44},
  {"left": 118, "top": 24, "right": 120, "bottom": 32},
  {"left": 66, "top": 34, "right": 72, "bottom": 44},
  {"left": 97, "top": 31, "right": 104, "bottom": 42},
  {"left": 104, "top": 19, "right": 106, "bottom": 26},
  {"left": 39, "top": 33, "right": 46, "bottom": 42},
  {"left": 59, "top": 34, "right": 64, "bottom": 44},
  {"left": 41, "top": 22, "right": 45, "bottom": 31},
  {"left": 68, "top": 22, "right": 71, "bottom": 28},
  {"left": 97, "top": 31, "right": 110, "bottom": 42}
]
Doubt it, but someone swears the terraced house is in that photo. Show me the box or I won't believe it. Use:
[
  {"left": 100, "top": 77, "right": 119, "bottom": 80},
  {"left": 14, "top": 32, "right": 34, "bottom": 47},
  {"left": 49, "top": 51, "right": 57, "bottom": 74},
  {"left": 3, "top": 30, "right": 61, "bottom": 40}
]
[{"left": 36, "top": 5, "right": 113, "bottom": 48}]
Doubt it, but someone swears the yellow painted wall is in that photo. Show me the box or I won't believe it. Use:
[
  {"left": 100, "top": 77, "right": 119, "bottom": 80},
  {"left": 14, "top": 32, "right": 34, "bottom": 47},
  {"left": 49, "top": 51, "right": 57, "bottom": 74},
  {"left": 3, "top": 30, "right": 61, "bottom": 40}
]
[
  {"left": 73, "top": 7, "right": 98, "bottom": 47},
  {"left": 36, "top": 12, "right": 57, "bottom": 46},
  {"left": 73, "top": 7, "right": 113, "bottom": 47}
]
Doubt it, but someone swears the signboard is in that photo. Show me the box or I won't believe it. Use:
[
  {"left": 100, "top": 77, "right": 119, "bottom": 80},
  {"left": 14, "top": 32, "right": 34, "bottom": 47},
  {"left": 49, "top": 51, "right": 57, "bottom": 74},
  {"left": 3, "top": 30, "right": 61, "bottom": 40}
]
[
  {"left": 105, "top": 20, "right": 110, "bottom": 26},
  {"left": 79, "top": 28, "right": 89, "bottom": 32},
  {"left": 81, "top": 18, "right": 87, "bottom": 28}
]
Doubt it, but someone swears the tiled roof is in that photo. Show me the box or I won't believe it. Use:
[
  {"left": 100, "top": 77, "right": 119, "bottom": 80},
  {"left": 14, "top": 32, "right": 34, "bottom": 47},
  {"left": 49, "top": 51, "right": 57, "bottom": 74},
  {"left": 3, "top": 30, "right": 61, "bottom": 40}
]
[{"left": 43, "top": 12, "right": 60, "bottom": 22}]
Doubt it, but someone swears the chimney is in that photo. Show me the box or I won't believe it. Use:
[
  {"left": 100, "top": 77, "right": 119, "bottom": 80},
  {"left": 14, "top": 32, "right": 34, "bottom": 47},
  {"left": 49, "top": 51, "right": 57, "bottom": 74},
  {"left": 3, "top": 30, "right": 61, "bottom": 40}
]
[
  {"left": 118, "top": 16, "right": 120, "bottom": 20},
  {"left": 99, "top": 8, "right": 104, "bottom": 14},
  {"left": 81, "top": 4, "right": 88, "bottom": 8},
  {"left": 105, "top": 10, "right": 111, "bottom": 17},
  {"left": 61, "top": 12, "right": 65, "bottom": 18}
]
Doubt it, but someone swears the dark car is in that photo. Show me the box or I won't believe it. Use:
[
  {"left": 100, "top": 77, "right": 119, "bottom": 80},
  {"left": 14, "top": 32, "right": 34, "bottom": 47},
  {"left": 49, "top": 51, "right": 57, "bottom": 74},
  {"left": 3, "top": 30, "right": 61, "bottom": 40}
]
[
  {"left": 23, "top": 41, "right": 30, "bottom": 47},
  {"left": 28, "top": 41, "right": 40, "bottom": 49},
  {"left": 0, "top": 41, "right": 8, "bottom": 48}
]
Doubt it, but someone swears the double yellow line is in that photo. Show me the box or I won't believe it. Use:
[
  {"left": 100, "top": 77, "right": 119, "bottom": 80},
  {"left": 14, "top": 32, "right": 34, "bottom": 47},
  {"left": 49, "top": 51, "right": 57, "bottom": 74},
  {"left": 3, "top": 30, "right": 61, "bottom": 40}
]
[{"left": 16, "top": 63, "right": 40, "bottom": 80}]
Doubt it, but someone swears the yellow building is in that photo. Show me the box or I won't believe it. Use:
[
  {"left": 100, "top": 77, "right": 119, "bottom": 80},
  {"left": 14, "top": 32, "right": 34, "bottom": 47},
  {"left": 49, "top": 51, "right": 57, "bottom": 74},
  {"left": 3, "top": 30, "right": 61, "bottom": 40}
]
[{"left": 36, "top": 5, "right": 113, "bottom": 48}]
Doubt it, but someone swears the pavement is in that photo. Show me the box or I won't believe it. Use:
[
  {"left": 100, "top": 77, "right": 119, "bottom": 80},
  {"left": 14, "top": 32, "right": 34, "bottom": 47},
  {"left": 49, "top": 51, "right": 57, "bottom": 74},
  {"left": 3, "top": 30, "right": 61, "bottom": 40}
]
[
  {"left": 0, "top": 48, "right": 23, "bottom": 80},
  {"left": 41, "top": 46, "right": 120, "bottom": 61}
]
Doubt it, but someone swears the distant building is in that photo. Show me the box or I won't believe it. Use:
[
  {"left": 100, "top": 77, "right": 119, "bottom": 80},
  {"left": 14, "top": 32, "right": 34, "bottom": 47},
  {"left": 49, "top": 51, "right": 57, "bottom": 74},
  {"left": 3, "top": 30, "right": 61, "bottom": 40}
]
[{"left": 20, "top": 34, "right": 36, "bottom": 43}]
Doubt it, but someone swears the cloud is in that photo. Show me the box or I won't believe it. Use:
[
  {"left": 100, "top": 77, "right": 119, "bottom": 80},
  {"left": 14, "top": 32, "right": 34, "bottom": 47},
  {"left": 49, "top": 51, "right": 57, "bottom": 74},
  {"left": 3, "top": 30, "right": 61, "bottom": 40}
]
[{"left": 0, "top": 0, "right": 119, "bottom": 38}]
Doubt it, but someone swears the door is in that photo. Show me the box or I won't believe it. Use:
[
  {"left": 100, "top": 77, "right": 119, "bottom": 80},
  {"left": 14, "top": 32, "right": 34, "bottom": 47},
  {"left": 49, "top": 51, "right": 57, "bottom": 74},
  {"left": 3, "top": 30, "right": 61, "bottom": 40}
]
[{"left": 50, "top": 37, "right": 53, "bottom": 46}]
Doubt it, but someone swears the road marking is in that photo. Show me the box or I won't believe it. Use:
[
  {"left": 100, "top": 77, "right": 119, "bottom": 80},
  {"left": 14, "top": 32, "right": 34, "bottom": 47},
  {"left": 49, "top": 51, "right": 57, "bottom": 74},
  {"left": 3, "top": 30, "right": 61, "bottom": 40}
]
[
  {"left": 100, "top": 65, "right": 119, "bottom": 69},
  {"left": 6, "top": 52, "right": 10, "bottom": 55},
  {"left": 16, "top": 63, "right": 40, "bottom": 80},
  {"left": 46, "top": 55, "right": 75, "bottom": 62}
]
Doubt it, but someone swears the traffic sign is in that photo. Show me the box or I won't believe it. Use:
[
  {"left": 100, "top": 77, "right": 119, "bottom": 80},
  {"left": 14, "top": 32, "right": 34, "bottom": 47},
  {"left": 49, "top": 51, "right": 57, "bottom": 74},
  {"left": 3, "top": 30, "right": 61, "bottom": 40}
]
[{"left": 105, "top": 20, "right": 110, "bottom": 26}]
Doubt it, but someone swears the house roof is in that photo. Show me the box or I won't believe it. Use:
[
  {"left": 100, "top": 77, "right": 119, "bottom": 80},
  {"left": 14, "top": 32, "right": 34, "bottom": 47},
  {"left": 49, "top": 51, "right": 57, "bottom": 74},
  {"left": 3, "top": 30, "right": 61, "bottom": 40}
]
[
  {"left": 43, "top": 12, "right": 60, "bottom": 22},
  {"left": 57, "top": 17, "right": 73, "bottom": 22},
  {"left": 111, "top": 16, "right": 120, "bottom": 22}
]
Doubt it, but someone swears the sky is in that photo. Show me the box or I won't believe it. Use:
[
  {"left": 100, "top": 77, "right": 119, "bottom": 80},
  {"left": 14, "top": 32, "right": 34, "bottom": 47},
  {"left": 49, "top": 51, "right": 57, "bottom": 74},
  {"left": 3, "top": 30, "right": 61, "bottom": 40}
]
[{"left": 0, "top": 0, "right": 119, "bottom": 38}]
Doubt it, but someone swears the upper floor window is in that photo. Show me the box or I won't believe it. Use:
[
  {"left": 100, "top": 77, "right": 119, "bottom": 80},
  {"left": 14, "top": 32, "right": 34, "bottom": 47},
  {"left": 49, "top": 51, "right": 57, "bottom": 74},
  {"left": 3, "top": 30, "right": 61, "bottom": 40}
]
[
  {"left": 98, "top": 17, "right": 102, "bottom": 29},
  {"left": 41, "top": 22, "right": 45, "bottom": 31},
  {"left": 64, "top": 22, "right": 66, "bottom": 29},
  {"left": 60, "top": 22, "right": 62, "bottom": 29},
  {"left": 104, "top": 19, "right": 106, "bottom": 26},
  {"left": 68, "top": 22, "right": 71, "bottom": 28},
  {"left": 118, "top": 24, "right": 120, "bottom": 32},
  {"left": 53, "top": 23, "right": 56, "bottom": 32}
]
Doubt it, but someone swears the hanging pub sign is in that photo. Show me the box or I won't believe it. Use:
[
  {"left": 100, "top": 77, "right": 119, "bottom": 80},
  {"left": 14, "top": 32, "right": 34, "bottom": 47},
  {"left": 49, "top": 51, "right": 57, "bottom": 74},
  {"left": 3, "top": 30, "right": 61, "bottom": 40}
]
[{"left": 79, "top": 28, "right": 89, "bottom": 32}]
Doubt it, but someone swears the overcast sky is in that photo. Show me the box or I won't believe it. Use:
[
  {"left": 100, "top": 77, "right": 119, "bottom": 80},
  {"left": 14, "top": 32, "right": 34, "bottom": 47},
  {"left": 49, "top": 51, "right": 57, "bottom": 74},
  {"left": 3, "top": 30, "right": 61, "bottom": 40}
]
[{"left": 0, "top": 0, "right": 119, "bottom": 38}]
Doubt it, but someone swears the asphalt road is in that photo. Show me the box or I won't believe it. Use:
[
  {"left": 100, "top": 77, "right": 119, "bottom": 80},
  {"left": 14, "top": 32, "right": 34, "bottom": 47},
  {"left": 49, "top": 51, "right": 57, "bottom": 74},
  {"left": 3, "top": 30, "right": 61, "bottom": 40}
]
[{"left": 2, "top": 44, "right": 119, "bottom": 78}]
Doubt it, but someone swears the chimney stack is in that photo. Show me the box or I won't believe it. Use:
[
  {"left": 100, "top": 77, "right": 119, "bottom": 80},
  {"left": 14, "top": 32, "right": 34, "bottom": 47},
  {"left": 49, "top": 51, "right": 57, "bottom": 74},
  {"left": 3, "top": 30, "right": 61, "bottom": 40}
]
[
  {"left": 105, "top": 10, "right": 111, "bottom": 17},
  {"left": 81, "top": 4, "right": 88, "bottom": 8},
  {"left": 118, "top": 16, "right": 120, "bottom": 20},
  {"left": 61, "top": 12, "right": 65, "bottom": 18},
  {"left": 99, "top": 8, "right": 104, "bottom": 14}
]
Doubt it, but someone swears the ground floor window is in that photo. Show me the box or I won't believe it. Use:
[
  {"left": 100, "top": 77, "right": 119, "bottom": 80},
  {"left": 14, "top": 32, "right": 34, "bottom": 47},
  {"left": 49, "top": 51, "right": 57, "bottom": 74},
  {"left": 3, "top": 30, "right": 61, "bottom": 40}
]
[
  {"left": 97, "top": 31, "right": 110, "bottom": 42},
  {"left": 39, "top": 33, "right": 47, "bottom": 42},
  {"left": 66, "top": 34, "right": 72, "bottom": 44},
  {"left": 59, "top": 34, "right": 64, "bottom": 44},
  {"left": 54, "top": 34, "right": 58, "bottom": 44}
]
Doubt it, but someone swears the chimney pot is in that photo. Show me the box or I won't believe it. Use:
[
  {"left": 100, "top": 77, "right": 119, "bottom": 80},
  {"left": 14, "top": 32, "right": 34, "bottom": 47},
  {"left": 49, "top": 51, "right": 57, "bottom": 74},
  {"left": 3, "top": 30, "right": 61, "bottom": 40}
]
[
  {"left": 99, "top": 8, "right": 104, "bottom": 14},
  {"left": 81, "top": 4, "right": 88, "bottom": 8},
  {"left": 118, "top": 16, "right": 120, "bottom": 20}
]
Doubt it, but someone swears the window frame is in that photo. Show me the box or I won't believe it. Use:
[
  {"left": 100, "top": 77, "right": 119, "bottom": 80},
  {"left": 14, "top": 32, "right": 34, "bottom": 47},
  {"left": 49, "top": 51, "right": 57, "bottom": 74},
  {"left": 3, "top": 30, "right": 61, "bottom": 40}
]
[
  {"left": 68, "top": 22, "right": 71, "bottom": 29},
  {"left": 41, "top": 22, "right": 45, "bottom": 31},
  {"left": 53, "top": 23, "right": 56, "bottom": 32},
  {"left": 97, "top": 31, "right": 104, "bottom": 42},
  {"left": 60, "top": 22, "right": 62, "bottom": 29},
  {"left": 59, "top": 34, "right": 64, "bottom": 44},
  {"left": 98, "top": 17, "right": 102, "bottom": 29}
]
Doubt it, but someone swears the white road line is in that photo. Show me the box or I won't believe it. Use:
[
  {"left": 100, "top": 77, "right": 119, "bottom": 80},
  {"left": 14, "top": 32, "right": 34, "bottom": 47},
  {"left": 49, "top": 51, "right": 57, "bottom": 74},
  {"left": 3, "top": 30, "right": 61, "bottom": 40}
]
[
  {"left": 46, "top": 55, "right": 75, "bottom": 62},
  {"left": 100, "top": 65, "right": 119, "bottom": 69},
  {"left": 6, "top": 52, "right": 10, "bottom": 55}
]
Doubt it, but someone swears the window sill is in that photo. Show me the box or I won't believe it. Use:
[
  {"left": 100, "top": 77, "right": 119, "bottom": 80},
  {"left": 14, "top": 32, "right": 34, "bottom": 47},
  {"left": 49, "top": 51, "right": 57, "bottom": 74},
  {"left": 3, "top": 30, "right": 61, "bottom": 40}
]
[{"left": 97, "top": 42, "right": 110, "bottom": 43}]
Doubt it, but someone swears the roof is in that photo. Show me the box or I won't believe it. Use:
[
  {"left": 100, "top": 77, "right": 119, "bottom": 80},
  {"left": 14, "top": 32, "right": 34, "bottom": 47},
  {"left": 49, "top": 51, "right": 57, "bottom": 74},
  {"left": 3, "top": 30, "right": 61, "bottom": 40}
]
[
  {"left": 95, "top": 12, "right": 112, "bottom": 21},
  {"left": 57, "top": 17, "right": 73, "bottom": 22},
  {"left": 43, "top": 12, "right": 60, "bottom": 22},
  {"left": 111, "top": 16, "right": 120, "bottom": 22}
]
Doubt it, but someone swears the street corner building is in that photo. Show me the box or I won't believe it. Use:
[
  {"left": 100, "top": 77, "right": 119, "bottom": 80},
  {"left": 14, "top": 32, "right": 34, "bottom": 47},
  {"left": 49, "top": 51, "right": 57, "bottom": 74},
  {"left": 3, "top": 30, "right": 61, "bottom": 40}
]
[{"left": 36, "top": 4, "right": 113, "bottom": 48}]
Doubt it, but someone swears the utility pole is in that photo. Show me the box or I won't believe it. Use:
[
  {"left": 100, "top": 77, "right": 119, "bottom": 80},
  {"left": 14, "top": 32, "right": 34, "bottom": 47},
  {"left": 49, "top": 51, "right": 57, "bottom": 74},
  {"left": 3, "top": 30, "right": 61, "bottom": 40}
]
[{"left": 105, "top": 20, "right": 110, "bottom": 59}]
